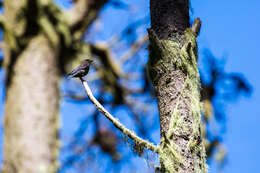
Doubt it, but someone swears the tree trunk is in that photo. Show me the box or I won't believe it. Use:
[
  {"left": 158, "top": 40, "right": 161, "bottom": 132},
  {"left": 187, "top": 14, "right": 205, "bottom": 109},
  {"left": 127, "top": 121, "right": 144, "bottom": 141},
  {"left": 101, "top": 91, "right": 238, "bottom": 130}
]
[
  {"left": 2, "top": 1, "right": 60, "bottom": 172},
  {"left": 2, "top": 35, "right": 60, "bottom": 173},
  {"left": 148, "top": 0, "right": 207, "bottom": 172}
]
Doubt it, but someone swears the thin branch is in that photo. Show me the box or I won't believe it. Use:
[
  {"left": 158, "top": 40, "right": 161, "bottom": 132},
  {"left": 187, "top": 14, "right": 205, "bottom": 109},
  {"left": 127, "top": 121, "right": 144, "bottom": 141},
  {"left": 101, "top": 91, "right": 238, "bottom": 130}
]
[
  {"left": 90, "top": 43, "right": 127, "bottom": 78},
  {"left": 66, "top": 0, "right": 89, "bottom": 27},
  {"left": 0, "top": 15, "right": 5, "bottom": 29},
  {"left": 38, "top": 15, "right": 59, "bottom": 46},
  {"left": 119, "top": 35, "right": 148, "bottom": 65},
  {"left": 80, "top": 78, "right": 159, "bottom": 153},
  {"left": 192, "top": 17, "right": 202, "bottom": 37},
  {"left": 63, "top": 93, "right": 88, "bottom": 102},
  {"left": 0, "top": 41, "right": 5, "bottom": 50},
  {"left": 67, "top": 0, "right": 107, "bottom": 35}
]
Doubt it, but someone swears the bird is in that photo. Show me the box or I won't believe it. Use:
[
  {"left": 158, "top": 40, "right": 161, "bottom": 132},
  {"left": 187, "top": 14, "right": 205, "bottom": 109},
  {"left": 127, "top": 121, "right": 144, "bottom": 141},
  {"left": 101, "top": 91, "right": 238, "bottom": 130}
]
[{"left": 67, "top": 59, "right": 93, "bottom": 78}]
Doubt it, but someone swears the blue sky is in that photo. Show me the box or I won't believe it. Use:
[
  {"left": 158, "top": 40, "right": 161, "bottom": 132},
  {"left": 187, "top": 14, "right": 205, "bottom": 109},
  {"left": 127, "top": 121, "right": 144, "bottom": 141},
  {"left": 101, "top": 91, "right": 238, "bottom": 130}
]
[
  {"left": 0, "top": 0, "right": 259, "bottom": 173},
  {"left": 192, "top": 0, "right": 260, "bottom": 172}
]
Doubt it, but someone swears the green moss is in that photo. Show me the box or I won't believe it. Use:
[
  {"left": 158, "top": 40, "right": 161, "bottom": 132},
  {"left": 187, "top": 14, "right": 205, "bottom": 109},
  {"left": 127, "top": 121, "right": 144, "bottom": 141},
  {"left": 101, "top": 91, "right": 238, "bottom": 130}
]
[{"left": 148, "top": 28, "right": 207, "bottom": 173}]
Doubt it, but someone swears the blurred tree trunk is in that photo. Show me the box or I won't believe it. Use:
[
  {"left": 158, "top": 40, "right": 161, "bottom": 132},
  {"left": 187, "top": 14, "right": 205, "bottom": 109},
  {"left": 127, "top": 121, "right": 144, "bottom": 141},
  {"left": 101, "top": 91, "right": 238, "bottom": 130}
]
[
  {"left": 3, "top": 35, "right": 60, "bottom": 173},
  {"left": 2, "top": 1, "right": 60, "bottom": 173},
  {"left": 148, "top": 0, "right": 207, "bottom": 172},
  {"left": 1, "top": 0, "right": 107, "bottom": 172}
]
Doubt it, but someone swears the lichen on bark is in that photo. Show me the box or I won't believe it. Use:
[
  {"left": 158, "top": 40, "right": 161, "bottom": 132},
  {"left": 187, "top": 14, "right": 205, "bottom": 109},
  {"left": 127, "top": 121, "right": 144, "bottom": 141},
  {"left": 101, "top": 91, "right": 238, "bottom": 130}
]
[{"left": 147, "top": 28, "right": 207, "bottom": 172}]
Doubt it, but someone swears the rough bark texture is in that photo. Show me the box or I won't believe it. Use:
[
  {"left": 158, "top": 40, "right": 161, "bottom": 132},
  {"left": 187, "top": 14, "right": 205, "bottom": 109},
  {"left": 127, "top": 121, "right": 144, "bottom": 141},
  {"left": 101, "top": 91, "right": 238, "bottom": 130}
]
[
  {"left": 150, "top": 0, "right": 189, "bottom": 41},
  {"left": 2, "top": 35, "right": 60, "bottom": 173},
  {"left": 148, "top": 0, "right": 207, "bottom": 172}
]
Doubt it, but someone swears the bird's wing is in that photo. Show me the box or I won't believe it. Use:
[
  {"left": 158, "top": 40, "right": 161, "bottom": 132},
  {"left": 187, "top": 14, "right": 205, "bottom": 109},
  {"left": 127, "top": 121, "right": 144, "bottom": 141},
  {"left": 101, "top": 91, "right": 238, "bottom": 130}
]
[{"left": 67, "top": 65, "right": 85, "bottom": 75}]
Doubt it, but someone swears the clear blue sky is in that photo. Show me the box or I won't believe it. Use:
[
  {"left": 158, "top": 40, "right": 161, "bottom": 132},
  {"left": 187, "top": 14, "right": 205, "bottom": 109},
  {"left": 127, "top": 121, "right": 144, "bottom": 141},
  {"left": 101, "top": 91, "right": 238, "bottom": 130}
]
[
  {"left": 192, "top": 0, "right": 260, "bottom": 172},
  {"left": 1, "top": 0, "right": 260, "bottom": 173}
]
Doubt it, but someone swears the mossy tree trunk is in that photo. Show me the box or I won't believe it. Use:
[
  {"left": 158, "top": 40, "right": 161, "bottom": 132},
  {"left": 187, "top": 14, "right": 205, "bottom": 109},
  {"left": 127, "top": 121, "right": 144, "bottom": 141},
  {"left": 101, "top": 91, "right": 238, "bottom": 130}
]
[
  {"left": 148, "top": 0, "right": 207, "bottom": 172},
  {"left": 1, "top": 0, "right": 107, "bottom": 172}
]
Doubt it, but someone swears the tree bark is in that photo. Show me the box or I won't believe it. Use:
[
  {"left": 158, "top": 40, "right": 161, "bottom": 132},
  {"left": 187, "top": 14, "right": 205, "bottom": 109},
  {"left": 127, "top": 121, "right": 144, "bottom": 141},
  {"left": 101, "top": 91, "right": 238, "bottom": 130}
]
[
  {"left": 2, "top": 35, "right": 60, "bottom": 173},
  {"left": 2, "top": 1, "right": 60, "bottom": 173},
  {"left": 148, "top": 0, "right": 207, "bottom": 172}
]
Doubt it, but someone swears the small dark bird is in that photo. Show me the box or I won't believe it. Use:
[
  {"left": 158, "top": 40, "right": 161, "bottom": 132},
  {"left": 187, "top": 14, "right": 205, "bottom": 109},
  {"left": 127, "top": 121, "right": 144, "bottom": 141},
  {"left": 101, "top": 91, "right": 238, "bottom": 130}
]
[{"left": 67, "top": 59, "right": 93, "bottom": 78}]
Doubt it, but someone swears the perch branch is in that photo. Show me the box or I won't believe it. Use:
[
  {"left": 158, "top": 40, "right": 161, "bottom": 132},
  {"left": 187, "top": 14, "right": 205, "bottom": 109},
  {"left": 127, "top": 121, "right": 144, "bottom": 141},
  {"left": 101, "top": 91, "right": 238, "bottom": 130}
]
[{"left": 80, "top": 78, "right": 159, "bottom": 153}]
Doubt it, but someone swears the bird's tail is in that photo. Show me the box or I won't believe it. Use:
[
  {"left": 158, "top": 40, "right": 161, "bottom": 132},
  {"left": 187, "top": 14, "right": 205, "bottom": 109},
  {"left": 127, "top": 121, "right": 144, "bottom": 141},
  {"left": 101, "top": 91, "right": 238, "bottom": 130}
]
[{"left": 66, "top": 74, "right": 74, "bottom": 79}]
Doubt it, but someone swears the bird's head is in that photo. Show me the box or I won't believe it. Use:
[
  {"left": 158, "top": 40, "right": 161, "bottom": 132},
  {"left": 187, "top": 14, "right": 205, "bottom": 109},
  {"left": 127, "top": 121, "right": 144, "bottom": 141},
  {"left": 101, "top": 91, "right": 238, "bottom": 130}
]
[{"left": 82, "top": 59, "right": 93, "bottom": 64}]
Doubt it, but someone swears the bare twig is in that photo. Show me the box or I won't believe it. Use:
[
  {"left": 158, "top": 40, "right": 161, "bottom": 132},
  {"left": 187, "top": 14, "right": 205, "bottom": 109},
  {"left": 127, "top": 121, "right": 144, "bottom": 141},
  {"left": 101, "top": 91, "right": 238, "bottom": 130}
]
[
  {"left": 0, "top": 15, "right": 5, "bottom": 29},
  {"left": 80, "top": 78, "right": 159, "bottom": 153},
  {"left": 38, "top": 15, "right": 59, "bottom": 46},
  {"left": 0, "top": 41, "right": 5, "bottom": 50},
  {"left": 119, "top": 35, "right": 148, "bottom": 64},
  {"left": 90, "top": 43, "right": 127, "bottom": 78},
  {"left": 66, "top": 0, "right": 90, "bottom": 27},
  {"left": 67, "top": 0, "right": 107, "bottom": 35},
  {"left": 192, "top": 17, "right": 202, "bottom": 37}
]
